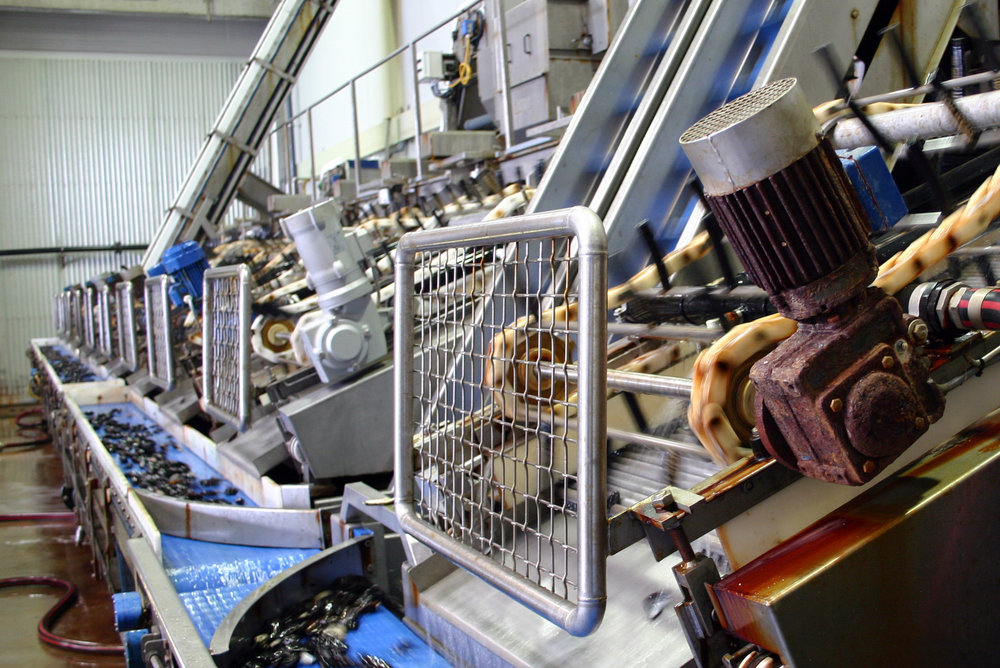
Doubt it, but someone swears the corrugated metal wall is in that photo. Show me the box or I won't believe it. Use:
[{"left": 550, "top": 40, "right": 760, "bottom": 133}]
[{"left": 0, "top": 54, "right": 247, "bottom": 402}]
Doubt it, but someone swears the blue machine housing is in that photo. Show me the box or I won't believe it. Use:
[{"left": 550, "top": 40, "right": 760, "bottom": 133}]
[
  {"left": 838, "top": 146, "right": 908, "bottom": 233},
  {"left": 148, "top": 241, "right": 209, "bottom": 309}
]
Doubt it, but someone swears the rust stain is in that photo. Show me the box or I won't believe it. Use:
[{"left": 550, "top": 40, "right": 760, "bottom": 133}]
[{"left": 185, "top": 503, "right": 192, "bottom": 538}]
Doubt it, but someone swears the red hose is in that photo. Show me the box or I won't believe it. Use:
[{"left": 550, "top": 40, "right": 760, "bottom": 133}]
[
  {"left": 0, "top": 576, "right": 122, "bottom": 655},
  {"left": 15, "top": 408, "right": 44, "bottom": 429}
]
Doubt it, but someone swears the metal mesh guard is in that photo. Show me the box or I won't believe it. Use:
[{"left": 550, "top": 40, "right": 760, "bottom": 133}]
[
  {"left": 202, "top": 265, "right": 252, "bottom": 431},
  {"left": 145, "top": 275, "right": 174, "bottom": 391},
  {"left": 116, "top": 281, "right": 140, "bottom": 372},
  {"left": 394, "top": 207, "right": 608, "bottom": 636}
]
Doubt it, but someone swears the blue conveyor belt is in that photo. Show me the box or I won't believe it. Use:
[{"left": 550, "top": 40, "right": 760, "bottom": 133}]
[{"left": 161, "top": 535, "right": 319, "bottom": 645}]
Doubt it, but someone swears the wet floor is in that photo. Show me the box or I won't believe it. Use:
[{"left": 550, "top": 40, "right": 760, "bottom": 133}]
[{"left": 0, "top": 405, "right": 125, "bottom": 667}]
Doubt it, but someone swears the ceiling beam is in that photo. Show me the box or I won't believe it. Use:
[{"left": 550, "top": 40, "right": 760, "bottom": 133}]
[{"left": 0, "top": 1, "right": 277, "bottom": 19}]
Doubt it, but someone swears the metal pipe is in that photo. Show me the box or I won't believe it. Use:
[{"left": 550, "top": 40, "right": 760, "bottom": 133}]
[
  {"left": 536, "top": 364, "right": 693, "bottom": 398},
  {"left": 843, "top": 69, "right": 1000, "bottom": 111},
  {"left": 554, "top": 320, "right": 723, "bottom": 342},
  {"left": 0, "top": 243, "right": 146, "bottom": 258},
  {"left": 488, "top": 0, "right": 515, "bottom": 151},
  {"left": 830, "top": 89, "right": 1000, "bottom": 149},
  {"left": 307, "top": 107, "right": 316, "bottom": 201},
  {"left": 351, "top": 79, "right": 362, "bottom": 186},
  {"left": 605, "top": 425, "right": 711, "bottom": 459},
  {"left": 410, "top": 41, "right": 424, "bottom": 180}
]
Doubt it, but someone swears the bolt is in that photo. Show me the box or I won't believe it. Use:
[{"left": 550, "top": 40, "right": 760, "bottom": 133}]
[
  {"left": 863, "top": 460, "right": 876, "bottom": 474},
  {"left": 830, "top": 398, "right": 843, "bottom": 413},
  {"left": 908, "top": 319, "right": 929, "bottom": 345},
  {"left": 894, "top": 339, "right": 909, "bottom": 355},
  {"left": 881, "top": 355, "right": 895, "bottom": 369},
  {"left": 915, "top": 417, "right": 926, "bottom": 430},
  {"left": 850, "top": 8, "right": 860, "bottom": 19}
]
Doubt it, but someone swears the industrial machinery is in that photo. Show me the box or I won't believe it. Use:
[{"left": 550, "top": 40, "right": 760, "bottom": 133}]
[{"left": 27, "top": 0, "right": 1000, "bottom": 666}]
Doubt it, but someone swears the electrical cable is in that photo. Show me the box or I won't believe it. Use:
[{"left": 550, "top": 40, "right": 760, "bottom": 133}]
[{"left": 0, "top": 576, "right": 123, "bottom": 655}]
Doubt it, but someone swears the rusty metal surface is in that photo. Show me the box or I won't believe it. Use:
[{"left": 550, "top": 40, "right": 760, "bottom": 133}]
[
  {"left": 710, "top": 409, "right": 1000, "bottom": 666},
  {"left": 753, "top": 289, "right": 944, "bottom": 484}
]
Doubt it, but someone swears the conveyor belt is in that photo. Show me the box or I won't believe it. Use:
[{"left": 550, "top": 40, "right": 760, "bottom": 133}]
[
  {"left": 83, "top": 402, "right": 254, "bottom": 506},
  {"left": 160, "top": 535, "right": 318, "bottom": 645}
]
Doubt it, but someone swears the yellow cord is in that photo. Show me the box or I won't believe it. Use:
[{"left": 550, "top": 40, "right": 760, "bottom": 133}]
[{"left": 451, "top": 35, "right": 473, "bottom": 88}]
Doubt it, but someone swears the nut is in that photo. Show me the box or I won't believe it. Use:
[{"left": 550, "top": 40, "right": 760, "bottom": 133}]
[{"left": 907, "top": 319, "right": 929, "bottom": 345}]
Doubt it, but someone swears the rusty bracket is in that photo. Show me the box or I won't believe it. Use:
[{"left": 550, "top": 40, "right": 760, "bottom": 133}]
[{"left": 623, "top": 456, "right": 800, "bottom": 562}]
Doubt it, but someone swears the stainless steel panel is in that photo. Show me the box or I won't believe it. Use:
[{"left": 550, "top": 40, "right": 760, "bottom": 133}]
[
  {"left": 97, "top": 282, "right": 116, "bottom": 359},
  {"left": 394, "top": 207, "right": 608, "bottom": 636},
  {"left": 83, "top": 285, "right": 97, "bottom": 351},
  {"left": 144, "top": 275, "right": 174, "bottom": 391},
  {"left": 202, "top": 265, "right": 252, "bottom": 431},
  {"left": 115, "top": 281, "right": 141, "bottom": 373}
]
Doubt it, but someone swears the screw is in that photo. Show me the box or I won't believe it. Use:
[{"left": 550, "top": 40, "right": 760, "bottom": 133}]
[
  {"left": 863, "top": 460, "right": 876, "bottom": 474},
  {"left": 882, "top": 355, "right": 895, "bottom": 369},
  {"left": 851, "top": 8, "right": 860, "bottom": 19},
  {"left": 830, "top": 398, "right": 843, "bottom": 413}
]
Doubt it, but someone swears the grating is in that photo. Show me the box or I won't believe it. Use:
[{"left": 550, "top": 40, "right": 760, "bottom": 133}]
[
  {"left": 83, "top": 286, "right": 97, "bottom": 351},
  {"left": 116, "top": 281, "right": 140, "bottom": 372},
  {"left": 394, "top": 207, "right": 608, "bottom": 636},
  {"left": 145, "top": 275, "right": 174, "bottom": 391},
  {"left": 202, "top": 265, "right": 252, "bottom": 431},
  {"left": 680, "top": 77, "right": 796, "bottom": 143}
]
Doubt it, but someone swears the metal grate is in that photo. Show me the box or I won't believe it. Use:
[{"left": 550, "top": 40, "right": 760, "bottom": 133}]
[
  {"left": 97, "top": 283, "right": 117, "bottom": 359},
  {"left": 679, "top": 77, "right": 796, "bottom": 142},
  {"left": 145, "top": 275, "right": 174, "bottom": 390},
  {"left": 202, "top": 265, "right": 252, "bottom": 431},
  {"left": 394, "top": 207, "right": 608, "bottom": 636},
  {"left": 83, "top": 286, "right": 97, "bottom": 351},
  {"left": 116, "top": 281, "right": 140, "bottom": 372}
]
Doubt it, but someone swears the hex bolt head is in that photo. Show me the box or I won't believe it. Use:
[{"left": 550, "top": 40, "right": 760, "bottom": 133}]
[
  {"left": 915, "top": 416, "right": 926, "bottom": 430},
  {"left": 863, "top": 460, "right": 876, "bottom": 474},
  {"left": 908, "top": 319, "right": 929, "bottom": 345},
  {"left": 830, "top": 398, "right": 844, "bottom": 413},
  {"left": 881, "top": 355, "right": 895, "bottom": 369}
]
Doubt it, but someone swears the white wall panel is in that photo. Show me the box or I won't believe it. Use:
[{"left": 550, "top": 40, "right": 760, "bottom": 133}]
[{"left": 0, "top": 54, "right": 243, "bottom": 402}]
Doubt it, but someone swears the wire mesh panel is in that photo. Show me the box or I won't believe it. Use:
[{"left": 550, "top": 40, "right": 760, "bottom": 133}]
[
  {"left": 116, "top": 281, "right": 140, "bottom": 372},
  {"left": 82, "top": 286, "right": 97, "bottom": 351},
  {"left": 145, "top": 275, "right": 174, "bottom": 390},
  {"left": 202, "top": 265, "right": 252, "bottom": 431},
  {"left": 394, "top": 207, "right": 608, "bottom": 636},
  {"left": 97, "top": 283, "right": 116, "bottom": 359}
]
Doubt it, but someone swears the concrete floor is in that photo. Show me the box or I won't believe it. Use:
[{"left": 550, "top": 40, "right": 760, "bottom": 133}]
[{"left": 0, "top": 406, "right": 124, "bottom": 667}]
